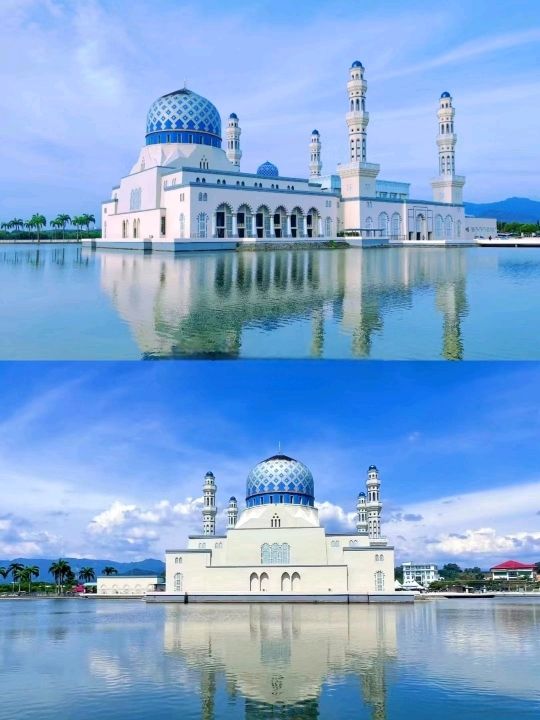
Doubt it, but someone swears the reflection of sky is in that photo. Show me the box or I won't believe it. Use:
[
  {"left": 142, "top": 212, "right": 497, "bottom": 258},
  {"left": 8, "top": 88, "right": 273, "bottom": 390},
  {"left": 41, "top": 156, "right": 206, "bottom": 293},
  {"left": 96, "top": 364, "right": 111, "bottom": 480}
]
[{"left": 1, "top": 599, "right": 539, "bottom": 719}]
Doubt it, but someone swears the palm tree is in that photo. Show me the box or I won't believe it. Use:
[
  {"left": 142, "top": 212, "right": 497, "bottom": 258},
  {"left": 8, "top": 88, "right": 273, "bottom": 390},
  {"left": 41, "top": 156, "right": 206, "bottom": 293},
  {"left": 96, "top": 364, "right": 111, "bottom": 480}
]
[
  {"left": 49, "top": 559, "right": 72, "bottom": 594},
  {"left": 51, "top": 214, "right": 71, "bottom": 241},
  {"left": 20, "top": 566, "right": 39, "bottom": 593},
  {"left": 103, "top": 566, "right": 118, "bottom": 576},
  {"left": 8, "top": 563, "right": 24, "bottom": 592},
  {"left": 27, "top": 214, "right": 47, "bottom": 242},
  {"left": 10, "top": 218, "right": 24, "bottom": 237},
  {"left": 0, "top": 567, "right": 8, "bottom": 581},
  {"left": 80, "top": 213, "right": 96, "bottom": 238},
  {"left": 78, "top": 567, "right": 95, "bottom": 583}
]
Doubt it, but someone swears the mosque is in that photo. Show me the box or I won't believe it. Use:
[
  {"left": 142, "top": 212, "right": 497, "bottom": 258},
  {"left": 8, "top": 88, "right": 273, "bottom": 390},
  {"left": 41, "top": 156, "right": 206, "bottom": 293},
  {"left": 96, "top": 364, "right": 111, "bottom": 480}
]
[
  {"left": 147, "top": 453, "right": 412, "bottom": 603},
  {"left": 94, "top": 61, "right": 496, "bottom": 251}
]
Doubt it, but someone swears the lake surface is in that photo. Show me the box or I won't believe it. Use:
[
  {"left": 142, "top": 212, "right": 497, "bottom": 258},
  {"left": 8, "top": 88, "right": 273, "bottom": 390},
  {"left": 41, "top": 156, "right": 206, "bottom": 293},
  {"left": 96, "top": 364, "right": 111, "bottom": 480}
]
[
  {"left": 0, "top": 598, "right": 539, "bottom": 719},
  {"left": 2, "top": 243, "right": 540, "bottom": 359}
]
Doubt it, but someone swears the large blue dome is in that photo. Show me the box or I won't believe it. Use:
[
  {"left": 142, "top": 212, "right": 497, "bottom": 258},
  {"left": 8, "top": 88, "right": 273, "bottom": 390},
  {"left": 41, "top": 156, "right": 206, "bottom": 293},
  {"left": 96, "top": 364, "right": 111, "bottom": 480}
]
[
  {"left": 257, "top": 161, "right": 279, "bottom": 178},
  {"left": 145, "top": 88, "right": 222, "bottom": 148},
  {"left": 246, "top": 454, "right": 315, "bottom": 508}
]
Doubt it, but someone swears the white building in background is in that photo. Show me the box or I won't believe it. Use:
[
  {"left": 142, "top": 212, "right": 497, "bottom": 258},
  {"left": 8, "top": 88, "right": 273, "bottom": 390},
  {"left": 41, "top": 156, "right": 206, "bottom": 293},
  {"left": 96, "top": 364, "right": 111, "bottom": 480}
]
[
  {"left": 94, "top": 62, "right": 495, "bottom": 252},
  {"left": 97, "top": 574, "right": 164, "bottom": 596},
  {"left": 147, "top": 453, "right": 412, "bottom": 603},
  {"left": 402, "top": 562, "right": 440, "bottom": 589}
]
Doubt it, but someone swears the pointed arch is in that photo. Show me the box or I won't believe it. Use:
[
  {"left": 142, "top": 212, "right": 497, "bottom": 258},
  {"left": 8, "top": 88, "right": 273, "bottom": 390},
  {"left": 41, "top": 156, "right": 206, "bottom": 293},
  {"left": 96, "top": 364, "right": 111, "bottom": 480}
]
[
  {"left": 216, "top": 202, "right": 233, "bottom": 238},
  {"left": 378, "top": 212, "right": 389, "bottom": 236},
  {"left": 237, "top": 203, "right": 253, "bottom": 239},
  {"left": 435, "top": 214, "right": 444, "bottom": 238},
  {"left": 445, "top": 214, "right": 454, "bottom": 239},
  {"left": 281, "top": 572, "right": 291, "bottom": 591},
  {"left": 250, "top": 572, "right": 258, "bottom": 591},
  {"left": 259, "top": 572, "right": 269, "bottom": 592},
  {"left": 306, "top": 207, "right": 320, "bottom": 238},
  {"left": 173, "top": 572, "right": 183, "bottom": 592},
  {"left": 291, "top": 572, "right": 300, "bottom": 591},
  {"left": 273, "top": 205, "right": 287, "bottom": 238},
  {"left": 391, "top": 212, "right": 401, "bottom": 239},
  {"left": 255, "top": 204, "right": 271, "bottom": 238}
]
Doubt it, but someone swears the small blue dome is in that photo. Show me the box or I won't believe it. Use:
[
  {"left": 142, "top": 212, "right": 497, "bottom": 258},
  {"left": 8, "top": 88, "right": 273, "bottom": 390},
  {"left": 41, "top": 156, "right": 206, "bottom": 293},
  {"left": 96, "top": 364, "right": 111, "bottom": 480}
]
[
  {"left": 312, "top": 129, "right": 319, "bottom": 135},
  {"left": 229, "top": 112, "right": 238, "bottom": 120},
  {"left": 351, "top": 60, "right": 363, "bottom": 68},
  {"left": 441, "top": 91, "right": 451, "bottom": 98},
  {"left": 368, "top": 465, "right": 377, "bottom": 471},
  {"left": 229, "top": 496, "right": 237, "bottom": 502},
  {"left": 205, "top": 471, "right": 214, "bottom": 478},
  {"left": 358, "top": 491, "right": 366, "bottom": 497},
  {"left": 257, "top": 161, "right": 279, "bottom": 178},
  {"left": 146, "top": 88, "right": 222, "bottom": 147},
  {"left": 246, "top": 454, "right": 314, "bottom": 508}
]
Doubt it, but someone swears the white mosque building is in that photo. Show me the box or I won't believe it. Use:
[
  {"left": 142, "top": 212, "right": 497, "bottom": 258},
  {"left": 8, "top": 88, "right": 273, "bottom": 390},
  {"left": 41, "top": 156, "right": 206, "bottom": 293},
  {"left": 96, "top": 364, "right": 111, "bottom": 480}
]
[
  {"left": 94, "top": 62, "right": 496, "bottom": 252},
  {"left": 147, "top": 453, "right": 412, "bottom": 603}
]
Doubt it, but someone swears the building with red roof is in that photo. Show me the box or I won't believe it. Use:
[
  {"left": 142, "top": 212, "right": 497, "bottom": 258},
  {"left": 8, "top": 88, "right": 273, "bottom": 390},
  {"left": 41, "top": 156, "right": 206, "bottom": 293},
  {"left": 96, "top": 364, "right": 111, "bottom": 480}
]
[{"left": 489, "top": 560, "right": 536, "bottom": 581}]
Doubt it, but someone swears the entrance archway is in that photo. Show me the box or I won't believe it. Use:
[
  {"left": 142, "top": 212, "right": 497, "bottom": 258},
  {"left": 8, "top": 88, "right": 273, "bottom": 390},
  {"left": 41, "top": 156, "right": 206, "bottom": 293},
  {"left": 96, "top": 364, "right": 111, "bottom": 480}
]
[{"left": 216, "top": 203, "right": 233, "bottom": 238}]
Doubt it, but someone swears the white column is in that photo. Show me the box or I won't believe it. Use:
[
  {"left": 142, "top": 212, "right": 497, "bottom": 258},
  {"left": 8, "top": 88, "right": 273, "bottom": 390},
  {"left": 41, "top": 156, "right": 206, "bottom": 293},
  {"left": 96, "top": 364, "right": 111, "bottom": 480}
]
[
  {"left": 232, "top": 215, "right": 238, "bottom": 238},
  {"left": 318, "top": 217, "right": 323, "bottom": 237},
  {"left": 211, "top": 213, "right": 217, "bottom": 238},
  {"left": 269, "top": 215, "right": 275, "bottom": 238},
  {"left": 287, "top": 215, "right": 292, "bottom": 237},
  {"left": 302, "top": 217, "right": 308, "bottom": 238}
]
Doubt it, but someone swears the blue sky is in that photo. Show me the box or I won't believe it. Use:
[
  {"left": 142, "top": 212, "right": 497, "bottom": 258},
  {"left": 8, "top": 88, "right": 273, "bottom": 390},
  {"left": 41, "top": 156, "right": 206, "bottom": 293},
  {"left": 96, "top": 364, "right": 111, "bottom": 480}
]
[
  {"left": 0, "top": 0, "right": 539, "bottom": 222},
  {"left": 0, "top": 361, "right": 539, "bottom": 567}
]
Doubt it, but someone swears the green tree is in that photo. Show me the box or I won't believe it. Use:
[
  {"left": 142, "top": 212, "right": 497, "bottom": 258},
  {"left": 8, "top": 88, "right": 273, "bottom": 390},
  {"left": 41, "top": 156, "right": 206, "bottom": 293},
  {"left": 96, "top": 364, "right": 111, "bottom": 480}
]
[
  {"left": 80, "top": 213, "right": 96, "bottom": 238},
  {"left": 71, "top": 215, "right": 83, "bottom": 240},
  {"left": 26, "top": 214, "right": 47, "bottom": 241},
  {"left": 103, "top": 566, "right": 118, "bottom": 576},
  {"left": 52, "top": 214, "right": 71, "bottom": 241},
  {"left": 8, "top": 562, "right": 25, "bottom": 592},
  {"left": 78, "top": 567, "right": 96, "bottom": 583},
  {"left": 0, "top": 567, "right": 8, "bottom": 580},
  {"left": 10, "top": 218, "right": 24, "bottom": 235},
  {"left": 20, "top": 565, "right": 39, "bottom": 592},
  {"left": 394, "top": 565, "right": 403, "bottom": 583},
  {"left": 439, "top": 563, "right": 463, "bottom": 580},
  {"left": 49, "top": 559, "right": 72, "bottom": 594}
]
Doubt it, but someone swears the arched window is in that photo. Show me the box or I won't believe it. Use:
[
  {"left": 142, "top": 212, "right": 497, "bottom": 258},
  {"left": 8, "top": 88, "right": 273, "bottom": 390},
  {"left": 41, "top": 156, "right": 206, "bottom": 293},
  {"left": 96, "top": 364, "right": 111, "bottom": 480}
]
[
  {"left": 445, "top": 214, "right": 453, "bottom": 239},
  {"left": 198, "top": 192, "right": 203, "bottom": 201},
  {"left": 281, "top": 572, "right": 291, "bottom": 591},
  {"left": 175, "top": 556, "right": 182, "bottom": 564},
  {"left": 179, "top": 213, "right": 185, "bottom": 238},
  {"left": 435, "top": 214, "right": 444, "bottom": 238},
  {"left": 325, "top": 217, "right": 332, "bottom": 237},
  {"left": 291, "top": 572, "right": 300, "bottom": 591},
  {"left": 378, "top": 212, "right": 389, "bottom": 236},
  {"left": 261, "top": 542, "right": 289, "bottom": 564},
  {"left": 375, "top": 570, "right": 385, "bottom": 591},
  {"left": 196, "top": 211, "right": 207, "bottom": 239},
  {"left": 391, "top": 212, "right": 401, "bottom": 238},
  {"left": 260, "top": 572, "right": 269, "bottom": 592},
  {"left": 173, "top": 572, "right": 183, "bottom": 592},
  {"left": 271, "top": 514, "right": 281, "bottom": 528},
  {"left": 133, "top": 219, "right": 137, "bottom": 238},
  {"left": 196, "top": 177, "right": 200, "bottom": 183},
  {"left": 261, "top": 543, "right": 271, "bottom": 564},
  {"left": 365, "top": 216, "right": 373, "bottom": 236},
  {"left": 250, "top": 572, "right": 258, "bottom": 591}
]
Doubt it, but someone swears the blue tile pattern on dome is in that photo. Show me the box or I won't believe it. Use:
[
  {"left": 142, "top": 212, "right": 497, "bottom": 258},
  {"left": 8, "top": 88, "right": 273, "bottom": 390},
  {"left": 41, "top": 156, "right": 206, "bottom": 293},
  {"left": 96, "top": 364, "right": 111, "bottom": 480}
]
[
  {"left": 257, "top": 161, "right": 279, "bottom": 178},
  {"left": 246, "top": 454, "right": 315, "bottom": 507},
  {"left": 145, "top": 88, "right": 222, "bottom": 146}
]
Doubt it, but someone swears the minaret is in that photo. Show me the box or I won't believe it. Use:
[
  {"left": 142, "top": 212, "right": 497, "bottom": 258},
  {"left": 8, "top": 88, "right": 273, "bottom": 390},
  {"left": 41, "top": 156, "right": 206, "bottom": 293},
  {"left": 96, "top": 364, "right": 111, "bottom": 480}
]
[
  {"left": 226, "top": 113, "right": 242, "bottom": 169},
  {"left": 366, "top": 465, "right": 382, "bottom": 539},
  {"left": 202, "top": 471, "right": 217, "bottom": 536},
  {"left": 356, "top": 491, "right": 368, "bottom": 534},
  {"left": 309, "top": 129, "right": 322, "bottom": 178},
  {"left": 227, "top": 496, "right": 238, "bottom": 529},
  {"left": 346, "top": 61, "right": 369, "bottom": 162},
  {"left": 339, "top": 62, "right": 380, "bottom": 227},
  {"left": 431, "top": 92, "right": 465, "bottom": 205}
]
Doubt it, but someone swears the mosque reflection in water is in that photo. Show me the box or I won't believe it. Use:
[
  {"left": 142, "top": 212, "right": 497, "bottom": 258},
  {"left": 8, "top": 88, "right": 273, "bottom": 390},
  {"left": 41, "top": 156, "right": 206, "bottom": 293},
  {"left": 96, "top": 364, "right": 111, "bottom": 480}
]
[
  {"left": 97, "top": 247, "right": 468, "bottom": 359},
  {"left": 163, "top": 604, "right": 395, "bottom": 720}
]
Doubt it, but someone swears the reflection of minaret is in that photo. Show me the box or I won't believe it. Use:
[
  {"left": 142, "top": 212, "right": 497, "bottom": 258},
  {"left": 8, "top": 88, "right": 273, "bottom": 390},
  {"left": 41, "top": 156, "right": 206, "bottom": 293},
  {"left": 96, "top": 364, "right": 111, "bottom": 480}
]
[
  {"left": 358, "top": 607, "right": 388, "bottom": 720},
  {"left": 201, "top": 667, "right": 216, "bottom": 720},
  {"left": 310, "top": 307, "right": 324, "bottom": 357},
  {"left": 436, "top": 277, "right": 468, "bottom": 360}
]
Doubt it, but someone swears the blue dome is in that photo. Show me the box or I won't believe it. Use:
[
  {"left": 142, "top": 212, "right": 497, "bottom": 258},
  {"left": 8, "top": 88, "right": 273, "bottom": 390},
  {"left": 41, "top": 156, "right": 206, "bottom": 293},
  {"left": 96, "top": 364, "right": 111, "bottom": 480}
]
[
  {"left": 246, "top": 454, "right": 315, "bottom": 508},
  {"left": 145, "top": 88, "right": 222, "bottom": 148},
  {"left": 441, "top": 91, "right": 451, "bottom": 98},
  {"left": 257, "top": 161, "right": 279, "bottom": 178},
  {"left": 229, "top": 112, "right": 238, "bottom": 119},
  {"left": 351, "top": 60, "right": 363, "bottom": 68},
  {"left": 312, "top": 129, "right": 319, "bottom": 135},
  {"left": 358, "top": 491, "right": 366, "bottom": 497}
]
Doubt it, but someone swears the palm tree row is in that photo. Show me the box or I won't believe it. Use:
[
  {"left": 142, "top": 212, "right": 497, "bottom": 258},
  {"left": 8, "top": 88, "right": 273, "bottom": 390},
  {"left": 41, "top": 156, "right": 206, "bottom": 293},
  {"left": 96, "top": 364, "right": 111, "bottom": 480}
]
[
  {"left": 0, "top": 213, "right": 96, "bottom": 240},
  {"left": 0, "top": 563, "right": 39, "bottom": 592}
]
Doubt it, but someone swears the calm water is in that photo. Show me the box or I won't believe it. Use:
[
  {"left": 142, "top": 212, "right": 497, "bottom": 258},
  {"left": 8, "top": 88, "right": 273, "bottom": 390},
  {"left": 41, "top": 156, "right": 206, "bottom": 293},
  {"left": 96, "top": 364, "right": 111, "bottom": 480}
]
[
  {"left": 0, "top": 599, "right": 538, "bottom": 719},
  {"left": 2, "top": 243, "right": 540, "bottom": 359}
]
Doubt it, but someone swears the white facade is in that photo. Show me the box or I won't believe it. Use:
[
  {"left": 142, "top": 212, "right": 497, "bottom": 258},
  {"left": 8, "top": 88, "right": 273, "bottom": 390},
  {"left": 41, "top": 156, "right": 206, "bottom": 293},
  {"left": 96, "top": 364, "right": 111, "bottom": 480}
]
[
  {"left": 98, "top": 63, "right": 494, "bottom": 250},
  {"left": 402, "top": 562, "right": 440, "bottom": 589},
  {"left": 97, "top": 575, "right": 162, "bottom": 596},
  {"left": 156, "top": 454, "right": 402, "bottom": 602}
]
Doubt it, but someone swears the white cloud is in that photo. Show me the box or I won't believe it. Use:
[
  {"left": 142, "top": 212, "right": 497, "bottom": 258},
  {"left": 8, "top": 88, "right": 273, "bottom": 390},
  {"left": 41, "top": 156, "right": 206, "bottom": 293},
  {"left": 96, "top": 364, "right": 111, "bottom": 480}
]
[{"left": 429, "top": 527, "right": 540, "bottom": 558}]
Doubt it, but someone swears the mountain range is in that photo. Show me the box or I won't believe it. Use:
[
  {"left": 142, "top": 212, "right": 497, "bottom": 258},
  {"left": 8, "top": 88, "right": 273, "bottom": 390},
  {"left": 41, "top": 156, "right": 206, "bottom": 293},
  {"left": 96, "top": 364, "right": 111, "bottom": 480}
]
[
  {"left": 464, "top": 197, "right": 540, "bottom": 223},
  {"left": 0, "top": 557, "right": 165, "bottom": 582}
]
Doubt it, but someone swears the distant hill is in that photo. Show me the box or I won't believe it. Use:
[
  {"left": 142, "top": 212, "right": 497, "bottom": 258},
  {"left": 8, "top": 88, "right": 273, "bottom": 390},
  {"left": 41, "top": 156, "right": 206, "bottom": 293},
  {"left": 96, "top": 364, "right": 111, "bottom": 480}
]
[
  {"left": 0, "top": 557, "right": 165, "bottom": 582},
  {"left": 464, "top": 197, "right": 540, "bottom": 223}
]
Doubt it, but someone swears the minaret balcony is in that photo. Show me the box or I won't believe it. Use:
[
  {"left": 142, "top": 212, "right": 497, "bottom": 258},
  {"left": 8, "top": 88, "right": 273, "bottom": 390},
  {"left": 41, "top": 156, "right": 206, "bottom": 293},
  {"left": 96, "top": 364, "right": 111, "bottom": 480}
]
[{"left": 346, "top": 111, "right": 369, "bottom": 124}]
